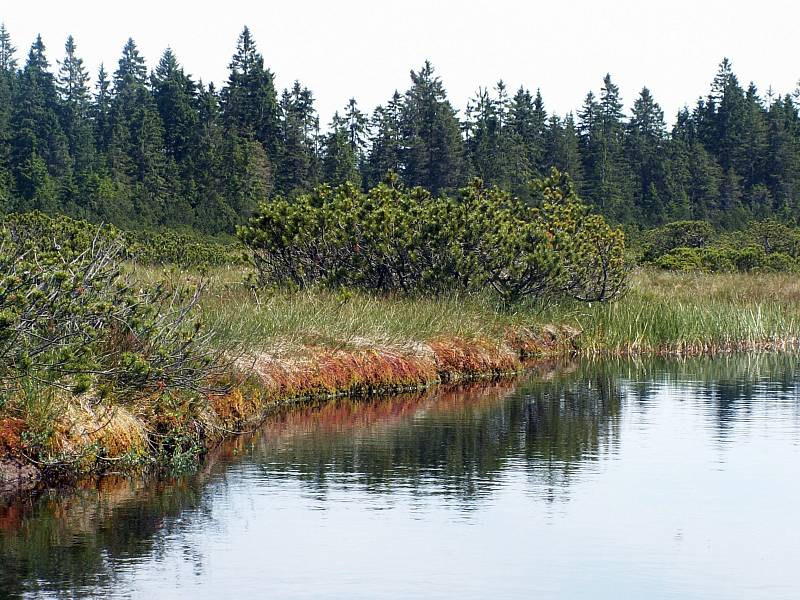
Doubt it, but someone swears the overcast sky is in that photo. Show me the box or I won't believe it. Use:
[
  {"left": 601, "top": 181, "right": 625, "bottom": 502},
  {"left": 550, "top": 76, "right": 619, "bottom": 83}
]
[{"left": 3, "top": 0, "right": 799, "bottom": 126}]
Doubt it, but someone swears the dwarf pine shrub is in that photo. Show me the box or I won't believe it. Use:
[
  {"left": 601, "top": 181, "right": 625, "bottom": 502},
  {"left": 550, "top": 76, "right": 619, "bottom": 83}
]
[{"left": 239, "top": 169, "right": 627, "bottom": 303}]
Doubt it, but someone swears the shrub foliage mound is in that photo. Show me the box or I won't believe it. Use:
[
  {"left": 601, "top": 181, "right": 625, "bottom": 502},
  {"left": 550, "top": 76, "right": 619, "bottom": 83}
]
[
  {"left": 641, "top": 219, "right": 800, "bottom": 273},
  {"left": 239, "top": 170, "right": 627, "bottom": 303},
  {"left": 0, "top": 217, "right": 221, "bottom": 468},
  {"left": 0, "top": 211, "right": 245, "bottom": 269}
]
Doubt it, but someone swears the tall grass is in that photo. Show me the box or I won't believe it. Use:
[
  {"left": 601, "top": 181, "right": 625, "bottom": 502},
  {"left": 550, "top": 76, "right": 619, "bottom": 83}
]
[
  {"left": 129, "top": 264, "right": 533, "bottom": 354},
  {"left": 538, "top": 270, "right": 800, "bottom": 354},
  {"left": 129, "top": 264, "right": 800, "bottom": 357}
]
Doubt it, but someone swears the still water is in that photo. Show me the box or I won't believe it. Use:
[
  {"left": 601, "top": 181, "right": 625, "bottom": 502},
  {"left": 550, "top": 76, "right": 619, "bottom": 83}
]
[{"left": 1, "top": 356, "right": 799, "bottom": 599}]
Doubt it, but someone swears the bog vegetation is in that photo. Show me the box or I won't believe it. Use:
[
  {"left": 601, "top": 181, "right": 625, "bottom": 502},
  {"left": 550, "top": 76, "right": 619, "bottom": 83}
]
[
  {"left": 240, "top": 170, "right": 626, "bottom": 303},
  {"left": 0, "top": 212, "right": 224, "bottom": 470},
  {"left": 2, "top": 20, "right": 800, "bottom": 478}
]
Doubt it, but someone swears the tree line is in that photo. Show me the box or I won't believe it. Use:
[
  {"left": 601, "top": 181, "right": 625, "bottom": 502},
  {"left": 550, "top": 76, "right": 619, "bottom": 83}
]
[{"left": 1, "top": 23, "right": 799, "bottom": 234}]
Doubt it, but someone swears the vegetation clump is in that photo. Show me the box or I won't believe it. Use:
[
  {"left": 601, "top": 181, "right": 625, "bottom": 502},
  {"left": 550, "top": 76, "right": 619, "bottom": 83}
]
[
  {"left": 0, "top": 217, "right": 221, "bottom": 471},
  {"left": 239, "top": 169, "right": 627, "bottom": 303},
  {"left": 638, "top": 218, "right": 800, "bottom": 273}
]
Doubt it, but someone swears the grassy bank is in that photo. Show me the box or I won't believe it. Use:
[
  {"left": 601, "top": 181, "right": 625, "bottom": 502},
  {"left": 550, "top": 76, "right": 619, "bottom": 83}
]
[
  {"left": 4, "top": 265, "right": 800, "bottom": 489},
  {"left": 163, "top": 265, "right": 800, "bottom": 358}
]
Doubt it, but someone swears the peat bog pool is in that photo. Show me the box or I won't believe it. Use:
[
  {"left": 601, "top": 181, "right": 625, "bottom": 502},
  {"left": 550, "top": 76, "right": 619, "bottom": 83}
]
[{"left": 1, "top": 355, "right": 799, "bottom": 599}]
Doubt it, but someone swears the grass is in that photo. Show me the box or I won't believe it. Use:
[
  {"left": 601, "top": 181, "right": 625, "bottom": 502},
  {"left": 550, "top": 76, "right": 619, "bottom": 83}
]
[
  {"left": 130, "top": 263, "right": 546, "bottom": 354},
  {"left": 5, "top": 264, "right": 800, "bottom": 485},
  {"left": 541, "top": 269, "right": 800, "bottom": 355},
  {"left": 131, "top": 264, "right": 800, "bottom": 358}
]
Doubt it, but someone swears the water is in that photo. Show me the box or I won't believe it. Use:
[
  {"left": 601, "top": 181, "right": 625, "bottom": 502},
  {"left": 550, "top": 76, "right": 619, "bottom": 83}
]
[{"left": 1, "top": 355, "right": 799, "bottom": 599}]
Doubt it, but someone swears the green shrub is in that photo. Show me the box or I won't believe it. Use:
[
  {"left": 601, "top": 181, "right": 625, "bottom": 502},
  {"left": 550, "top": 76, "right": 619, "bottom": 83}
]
[
  {"left": 763, "top": 252, "right": 799, "bottom": 273},
  {"left": 728, "top": 245, "right": 767, "bottom": 272},
  {"left": 0, "top": 211, "right": 245, "bottom": 269},
  {"left": 0, "top": 220, "right": 221, "bottom": 460},
  {"left": 746, "top": 219, "right": 800, "bottom": 257},
  {"left": 641, "top": 220, "right": 715, "bottom": 262},
  {"left": 654, "top": 247, "right": 705, "bottom": 272},
  {"left": 124, "top": 230, "right": 246, "bottom": 268},
  {"left": 239, "top": 169, "right": 627, "bottom": 303}
]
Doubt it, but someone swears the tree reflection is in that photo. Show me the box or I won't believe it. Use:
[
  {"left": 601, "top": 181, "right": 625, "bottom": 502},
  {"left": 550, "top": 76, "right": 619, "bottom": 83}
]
[{"left": 1, "top": 353, "right": 798, "bottom": 598}]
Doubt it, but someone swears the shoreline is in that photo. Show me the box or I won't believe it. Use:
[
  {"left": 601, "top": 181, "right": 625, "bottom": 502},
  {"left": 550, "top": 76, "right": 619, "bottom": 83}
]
[
  {"left": 0, "top": 325, "right": 577, "bottom": 495},
  {"left": 4, "top": 322, "right": 800, "bottom": 496}
]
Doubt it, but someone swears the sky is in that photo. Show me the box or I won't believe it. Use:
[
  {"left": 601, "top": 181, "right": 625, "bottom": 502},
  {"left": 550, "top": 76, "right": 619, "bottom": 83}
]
[{"left": 3, "top": 0, "right": 799, "bottom": 126}]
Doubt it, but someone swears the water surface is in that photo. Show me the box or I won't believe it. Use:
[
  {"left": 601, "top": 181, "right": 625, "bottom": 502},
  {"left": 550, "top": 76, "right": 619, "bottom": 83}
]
[{"left": 1, "top": 356, "right": 799, "bottom": 599}]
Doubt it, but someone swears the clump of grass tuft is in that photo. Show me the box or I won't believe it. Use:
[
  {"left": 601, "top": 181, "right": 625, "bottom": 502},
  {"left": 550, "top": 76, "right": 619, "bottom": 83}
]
[{"left": 539, "top": 269, "right": 800, "bottom": 355}]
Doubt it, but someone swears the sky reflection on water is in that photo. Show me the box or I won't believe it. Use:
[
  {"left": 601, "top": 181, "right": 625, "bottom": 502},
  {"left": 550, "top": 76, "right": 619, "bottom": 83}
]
[{"left": 1, "top": 355, "right": 798, "bottom": 599}]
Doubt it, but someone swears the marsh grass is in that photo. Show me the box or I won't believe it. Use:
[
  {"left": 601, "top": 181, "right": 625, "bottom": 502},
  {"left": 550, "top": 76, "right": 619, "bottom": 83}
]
[
  {"left": 7, "top": 264, "right": 800, "bottom": 481},
  {"left": 128, "top": 263, "right": 535, "bottom": 354},
  {"left": 538, "top": 269, "right": 800, "bottom": 355},
  {"left": 129, "top": 264, "right": 800, "bottom": 357}
]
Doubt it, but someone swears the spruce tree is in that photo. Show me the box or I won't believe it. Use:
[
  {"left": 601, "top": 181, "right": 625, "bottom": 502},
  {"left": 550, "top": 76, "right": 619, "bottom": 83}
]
[
  {"left": 626, "top": 87, "right": 668, "bottom": 223},
  {"left": 365, "top": 91, "right": 403, "bottom": 187},
  {"left": 193, "top": 82, "right": 238, "bottom": 233},
  {"left": 0, "top": 24, "right": 16, "bottom": 208},
  {"left": 56, "top": 35, "right": 95, "bottom": 213},
  {"left": 9, "top": 35, "right": 70, "bottom": 212},
  {"left": 221, "top": 27, "right": 280, "bottom": 160},
  {"left": 322, "top": 111, "right": 360, "bottom": 186},
  {"left": 465, "top": 85, "right": 509, "bottom": 188},
  {"left": 107, "top": 38, "right": 170, "bottom": 226},
  {"left": 344, "top": 98, "right": 369, "bottom": 169},
  {"left": 275, "top": 82, "right": 320, "bottom": 195},
  {"left": 546, "top": 113, "right": 584, "bottom": 193},
  {"left": 399, "top": 61, "right": 466, "bottom": 193}
]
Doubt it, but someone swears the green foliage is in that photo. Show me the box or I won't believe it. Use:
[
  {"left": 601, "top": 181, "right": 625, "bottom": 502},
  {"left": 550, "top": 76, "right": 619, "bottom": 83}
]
[
  {"left": 0, "top": 215, "right": 222, "bottom": 463},
  {"left": 643, "top": 217, "right": 800, "bottom": 273},
  {"left": 0, "top": 24, "right": 799, "bottom": 242},
  {"left": 124, "top": 230, "right": 246, "bottom": 268},
  {"left": 239, "top": 169, "right": 627, "bottom": 303},
  {"left": 653, "top": 243, "right": 799, "bottom": 273},
  {"left": 641, "top": 220, "right": 716, "bottom": 261},
  {"left": 1, "top": 211, "right": 245, "bottom": 269}
]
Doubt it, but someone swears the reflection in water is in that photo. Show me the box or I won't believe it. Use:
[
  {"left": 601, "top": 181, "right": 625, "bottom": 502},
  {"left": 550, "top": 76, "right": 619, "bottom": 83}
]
[{"left": 1, "top": 354, "right": 799, "bottom": 599}]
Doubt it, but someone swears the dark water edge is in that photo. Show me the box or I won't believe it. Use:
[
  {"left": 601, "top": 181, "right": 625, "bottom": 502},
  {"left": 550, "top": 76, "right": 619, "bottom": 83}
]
[{"left": 1, "top": 354, "right": 799, "bottom": 599}]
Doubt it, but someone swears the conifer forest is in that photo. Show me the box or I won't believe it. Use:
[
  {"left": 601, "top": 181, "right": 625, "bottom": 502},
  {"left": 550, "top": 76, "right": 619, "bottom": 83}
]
[{"left": 1, "top": 24, "right": 799, "bottom": 234}]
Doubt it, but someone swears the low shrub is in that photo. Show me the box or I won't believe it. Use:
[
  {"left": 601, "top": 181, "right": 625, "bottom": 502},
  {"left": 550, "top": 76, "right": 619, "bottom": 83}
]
[
  {"left": 239, "top": 169, "right": 627, "bottom": 304},
  {"left": 641, "top": 220, "right": 715, "bottom": 262},
  {"left": 0, "top": 219, "right": 222, "bottom": 465},
  {"left": 124, "top": 230, "right": 246, "bottom": 268},
  {"left": 0, "top": 211, "right": 245, "bottom": 269},
  {"left": 653, "top": 247, "right": 705, "bottom": 272},
  {"left": 763, "top": 252, "right": 799, "bottom": 273}
]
